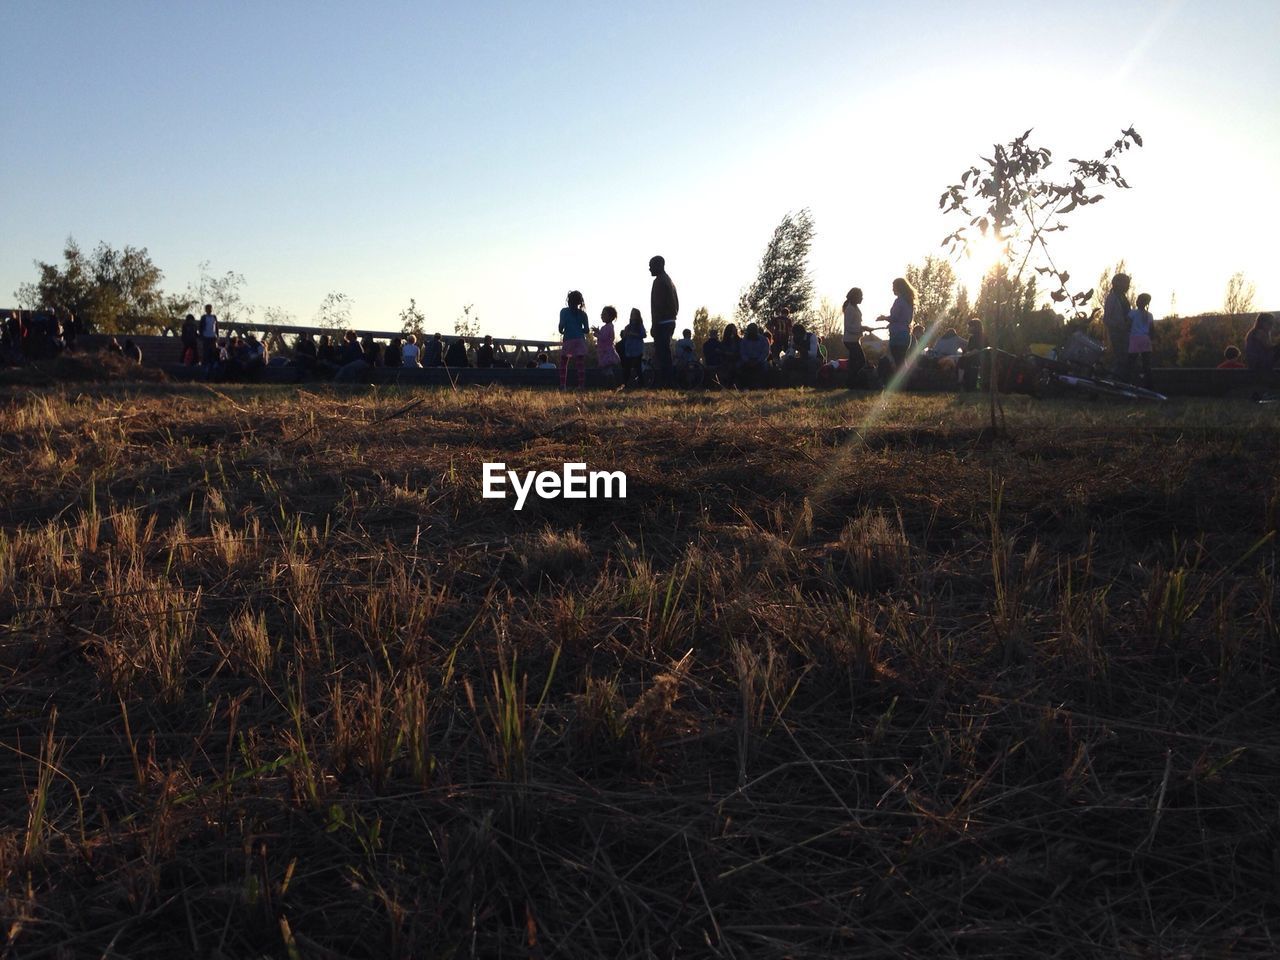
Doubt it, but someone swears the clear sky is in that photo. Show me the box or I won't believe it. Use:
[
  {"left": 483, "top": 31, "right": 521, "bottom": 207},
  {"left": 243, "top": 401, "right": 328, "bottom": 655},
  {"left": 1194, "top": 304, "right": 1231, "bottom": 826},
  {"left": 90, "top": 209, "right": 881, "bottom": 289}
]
[{"left": 2, "top": 0, "right": 1277, "bottom": 336}]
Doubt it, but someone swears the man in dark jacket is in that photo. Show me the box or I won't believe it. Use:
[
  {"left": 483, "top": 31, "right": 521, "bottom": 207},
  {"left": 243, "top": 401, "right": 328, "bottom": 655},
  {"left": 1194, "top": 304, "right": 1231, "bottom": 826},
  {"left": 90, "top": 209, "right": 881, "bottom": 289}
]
[{"left": 649, "top": 255, "right": 679, "bottom": 387}]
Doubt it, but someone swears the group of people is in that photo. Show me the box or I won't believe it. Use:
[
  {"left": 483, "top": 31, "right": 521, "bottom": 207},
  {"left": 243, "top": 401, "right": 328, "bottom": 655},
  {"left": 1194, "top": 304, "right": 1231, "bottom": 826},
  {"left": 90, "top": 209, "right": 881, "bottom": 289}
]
[
  {"left": 1102, "top": 274, "right": 1279, "bottom": 386},
  {"left": 555, "top": 261, "right": 986, "bottom": 391},
  {"left": 181, "top": 305, "right": 536, "bottom": 382},
  {"left": 1, "top": 308, "right": 82, "bottom": 362}
]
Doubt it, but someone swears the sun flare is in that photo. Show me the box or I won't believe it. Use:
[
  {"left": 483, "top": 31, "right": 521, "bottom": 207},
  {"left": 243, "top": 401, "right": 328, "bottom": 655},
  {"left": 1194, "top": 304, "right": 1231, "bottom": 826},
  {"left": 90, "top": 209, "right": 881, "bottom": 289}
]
[{"left": 956, "top": 234, "right": 1010, "bottom": 297}]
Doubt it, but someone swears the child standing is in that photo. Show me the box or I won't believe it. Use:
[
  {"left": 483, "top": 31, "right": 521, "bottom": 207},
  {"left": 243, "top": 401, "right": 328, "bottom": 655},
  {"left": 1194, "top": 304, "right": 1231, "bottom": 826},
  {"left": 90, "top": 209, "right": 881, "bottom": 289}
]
[
  {"left": 620, "top": 308, "right": 647, "bottom": 387},
  {"left": 1127, "top": 293, "right": 1155, "bottom": 389},
  {"left": 559, "top": 290, "right": 589, "bottom": 389},
  {"left": 595, "top": 306, "right": 621, "bottom": 378}
]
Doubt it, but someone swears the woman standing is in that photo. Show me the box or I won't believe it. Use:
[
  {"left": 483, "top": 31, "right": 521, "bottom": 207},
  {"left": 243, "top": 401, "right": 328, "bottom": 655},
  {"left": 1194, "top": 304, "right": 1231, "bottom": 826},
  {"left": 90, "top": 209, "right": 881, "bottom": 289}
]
[
  {"left": 877, "top": 278, "right": 916, "bottom": 371},
  {"left": 842, "top": 287, "right": 865, "bottom": 387},
  {"left": 559, "top": 290, "right": 590, "bottom": 389}
]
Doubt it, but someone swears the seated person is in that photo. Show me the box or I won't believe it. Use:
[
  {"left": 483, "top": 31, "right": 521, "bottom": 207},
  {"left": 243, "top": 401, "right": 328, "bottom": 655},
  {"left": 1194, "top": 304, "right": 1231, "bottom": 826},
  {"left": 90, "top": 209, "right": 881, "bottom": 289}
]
[
  {"left": 385, "top": 337, "right": 402, "bottom": 367},
  {"left": 108, "top": 336, "right": 125, "bottom": 356},
  {"left": 1217, "top": 345, "right": 1246, "bottom": 369},
  {"left": 422, "top": 333, "right": 445, "bottom": 367},
  {"left": 782, "top": 323, "right": 820, "bottom": 381},
  {"left": 444, "top": 337, "right": 470, "bottom": 367},
  {"left": 702, "top": 331, "right": 722, "bottom": 384},
  {"left": 402, "top": 334, "right": 421, "bottom": 367},
  {"left": 535, "top": 352, "right": 557, "bottom": 369},
  {"left": 929, "top": 327, "right": 966, "bottom": 357},
  {"left": 738, "top": 323, "right": 771, "bottom": 386},
  {"left": 476, "top": 335, "right": 496, "bottom": 368},
  {"left": 674, "top": 328, "right": 697, "bottom": 367}
]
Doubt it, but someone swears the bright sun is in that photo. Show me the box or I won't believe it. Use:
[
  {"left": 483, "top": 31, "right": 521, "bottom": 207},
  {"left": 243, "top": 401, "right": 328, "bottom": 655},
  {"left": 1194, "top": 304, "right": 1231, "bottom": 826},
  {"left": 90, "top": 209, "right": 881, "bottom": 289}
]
[{"left": 956, "top": 235, "right": 1009, "bottom": 296}]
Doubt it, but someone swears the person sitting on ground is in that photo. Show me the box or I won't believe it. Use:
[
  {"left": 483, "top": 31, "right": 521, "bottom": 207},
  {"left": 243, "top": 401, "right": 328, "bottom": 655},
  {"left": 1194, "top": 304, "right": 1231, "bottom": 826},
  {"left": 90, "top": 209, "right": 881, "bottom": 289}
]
[
  {"left": 317, "top": 334, "right": 336, "bottom": 365},
  {"left": 739, "top": 322, "right": 771, "bottom": 387},
  {"left": 123, "top": 338, "right": 142, "bottom": 364},
  {"left": 402, "top": 333, "right": 421, "bottom": 367},
  {"left": 444, "top": 337, "right": 470, "bottom": 367},
  {"left": 536, "top": 352, "right": 557, "bottom": 370},
  {"left": 930, "top": 327, "right": 966, "bottom": 357},
  {"left": 558, "top": 290, "right": 590, "bottom": 389},
  {"left": 675, "top": 328, "right": 697, "bottom": 366},
  {"left": 1244, "top": 312, "right": 1279, "bottom": 373},
  {"left": 360, "top": 333, "right": 379, "bottom": 366},
  {"left": 595, "top": 307, "right": 621, "bottom": 377},
  {"left": 422, "top": 333, "right": 445, "bottom": 367},
  {"left": 619, "top": 308, "right": 647, "bottom": 387},
  {"left": 702, "top": 329, "right": 723, "bottom": 385},
  {"left": 719, "top": 322, "right": 741, "bottom": 387},
  {"left": 476, "top": 334, "right": 496, "bottom": 368},
  {"left": 783, "top": 322, "right": 821, "bottom": 382},
  {"left": 223, "top": 336, "right": 246, "bottom": 381},
  {"left": 1217, "top": 345, "right": 1246, "bottom": 370},
  {"left": 768, "top": 306, "right": 792, "bottom": 359},
  {"left": 244, "top": 334, "right": 267, "bottom": 380},
  {"left": 910, "top": 322, "right": 926, "bottom": 352},
  {"left": 384, "top": 337, "right": 402, "bottom": 367}
]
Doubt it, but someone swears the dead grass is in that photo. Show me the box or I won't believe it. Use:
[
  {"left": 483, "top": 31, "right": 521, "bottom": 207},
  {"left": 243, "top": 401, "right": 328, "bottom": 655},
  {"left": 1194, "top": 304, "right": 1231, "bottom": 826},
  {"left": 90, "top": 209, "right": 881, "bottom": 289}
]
[{"left": 1, "top": 382, "right": 1279, "bottom": 957}]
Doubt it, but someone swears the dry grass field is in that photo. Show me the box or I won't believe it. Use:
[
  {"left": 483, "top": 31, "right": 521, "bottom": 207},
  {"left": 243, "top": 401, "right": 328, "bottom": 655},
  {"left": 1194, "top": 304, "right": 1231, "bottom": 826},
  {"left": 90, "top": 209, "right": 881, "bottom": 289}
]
[{"left": 2, "top": 382, "right": 1278, "bottom": 958}]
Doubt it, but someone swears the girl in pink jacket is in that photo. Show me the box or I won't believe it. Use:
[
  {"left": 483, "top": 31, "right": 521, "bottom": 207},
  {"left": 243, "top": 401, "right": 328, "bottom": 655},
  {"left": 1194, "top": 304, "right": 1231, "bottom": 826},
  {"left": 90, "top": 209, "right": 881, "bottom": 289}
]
[{"left": 595, "top": 306, "right": 621, "bottom": 373}]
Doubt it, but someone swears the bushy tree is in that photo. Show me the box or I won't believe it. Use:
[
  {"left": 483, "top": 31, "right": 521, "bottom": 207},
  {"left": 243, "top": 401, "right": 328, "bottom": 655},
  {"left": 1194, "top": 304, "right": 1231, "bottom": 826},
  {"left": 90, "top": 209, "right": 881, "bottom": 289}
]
[
  {"left": 904, "top": 255, "right": 956, "bottom": 326},
  {"left": 17, "top": 237, "right": 171, "bottom": 334},
  {"left": 690, "top": 306, "right": 727, "bottom": 352},
  {"left": 804, "top": 297, "right": 842, "bottom": 338},
  {"left": 736, "top": 209, "right": 815, "bottom": 325},
  {"left": 948, "top": 285, "right": 972, "bottom": 325},
  {"left": 182, "top": 261, "right": 254, "bottom": 326},
  {"left": 454, "top": 304, "right": 480, "bottom": 338},
  {"left": 1223, "top": 272, "right": 1256, "bottom": 315},
  {"left": 315, "top": 291, "right": 351, "bottom": 330},
  {"left": 399, "top": 298, "right": 426, "bottom": 338}
]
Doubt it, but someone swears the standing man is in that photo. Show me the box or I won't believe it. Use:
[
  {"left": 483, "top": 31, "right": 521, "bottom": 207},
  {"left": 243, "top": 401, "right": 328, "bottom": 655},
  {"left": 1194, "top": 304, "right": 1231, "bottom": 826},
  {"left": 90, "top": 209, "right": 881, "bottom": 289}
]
[
  {"left": 1101, "top": 274, "right": 1131, "bottom": 376},
  {"left": 199, "top": 303, "right": 219, "bottom": 368},
  {"left": 649, "top": 255, "right": 678, "bottom": 387}
]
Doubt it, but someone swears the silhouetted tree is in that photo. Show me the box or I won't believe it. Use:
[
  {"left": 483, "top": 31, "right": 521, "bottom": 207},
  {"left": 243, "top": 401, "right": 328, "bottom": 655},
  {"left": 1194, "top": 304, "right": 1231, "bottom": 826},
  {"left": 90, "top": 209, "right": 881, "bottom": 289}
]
[
  {"left": 1223, "top": 272, "right": 1256, "bottom": 315},
  {"left": 736, "top": 209, "right": 815, "bottom": 325},
  {"left": 905, "top": 255, "right": 956, "bottom": 326}
]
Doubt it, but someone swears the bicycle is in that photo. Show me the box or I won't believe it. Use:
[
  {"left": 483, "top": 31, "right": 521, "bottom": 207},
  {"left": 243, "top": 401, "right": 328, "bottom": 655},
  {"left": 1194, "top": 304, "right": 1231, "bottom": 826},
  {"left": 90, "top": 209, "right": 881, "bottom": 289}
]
[{"left": 1025, "top": 332, "right": 1167, "bottom": 402}]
